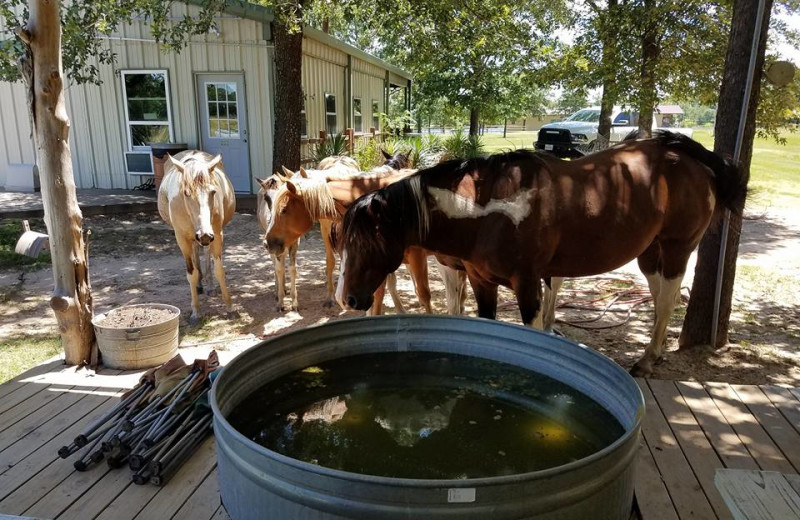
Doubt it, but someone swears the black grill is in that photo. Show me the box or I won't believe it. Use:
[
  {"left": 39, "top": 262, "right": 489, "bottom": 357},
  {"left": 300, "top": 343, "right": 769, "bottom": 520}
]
[{"left": 537, "top": 128, "right": 572, "bottom": 145}]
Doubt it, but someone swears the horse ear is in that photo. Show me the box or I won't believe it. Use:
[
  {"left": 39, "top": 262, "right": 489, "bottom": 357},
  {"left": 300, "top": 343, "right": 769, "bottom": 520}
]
[
  {"left": 285, "top": 179, "right": 300, "bottom": 195},
  {"left": 381, "top": 149, "right": 392, "bottom": 160},
  {"left": 281, "top": 165, "right": 294, "bottom": 178},
  {"left": 208, "top": 154, "right": 223, "bottom": 170},
  {"left": 298, "top": 167, "right": 308, "bottom": 178},
  {"left": 255, "top": 177, "right": 267, "bottom": 188},
  {"left": 167, "top": 154, "right": 185, "bottom": 172},
  {"left": 403, "top": 150, "right": 411, "bottom": 159}
]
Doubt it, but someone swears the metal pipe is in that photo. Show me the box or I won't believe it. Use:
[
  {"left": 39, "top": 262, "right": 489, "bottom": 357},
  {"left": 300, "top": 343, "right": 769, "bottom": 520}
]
[
  {"left": 79, "top": 383, "right": 149, "bottom": 439},
  {"left": 150, "top": 417, "right": 212, "bottom": 486},
  {"left": 144, "top": 372, "right": 199, "bottom": 444},
  {"left": 711, "top": 0, "right": 766, "bottom": 348}
]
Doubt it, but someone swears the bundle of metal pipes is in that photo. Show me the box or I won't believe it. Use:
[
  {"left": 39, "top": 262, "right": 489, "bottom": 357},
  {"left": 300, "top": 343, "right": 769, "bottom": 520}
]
[{"left": 57, "top": 352, "right": 219, "bottom": 486}]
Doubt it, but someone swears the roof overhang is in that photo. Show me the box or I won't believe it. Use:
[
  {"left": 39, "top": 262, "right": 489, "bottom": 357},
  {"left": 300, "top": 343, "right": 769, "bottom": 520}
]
[{"left": 184, "top": 0, "right": 411, "bottom": 82}]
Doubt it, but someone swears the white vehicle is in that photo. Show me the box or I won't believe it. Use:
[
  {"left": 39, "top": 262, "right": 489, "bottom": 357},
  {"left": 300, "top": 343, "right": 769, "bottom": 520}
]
[{"left": 534, "top": 105, "right": 694, "bottom": 158}]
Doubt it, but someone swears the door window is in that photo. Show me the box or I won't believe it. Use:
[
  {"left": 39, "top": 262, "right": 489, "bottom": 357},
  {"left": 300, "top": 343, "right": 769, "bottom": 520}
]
[
  {"left": 206, "top": 82, "right": 240, "bottom": 138},
  {"left": 325, "top": 93, "right": 337, "bottom": 135}
]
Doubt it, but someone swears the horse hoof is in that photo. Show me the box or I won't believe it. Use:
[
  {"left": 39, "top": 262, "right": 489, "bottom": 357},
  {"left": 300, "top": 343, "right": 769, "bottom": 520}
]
[
  {"left": 196, "top": 285, "right": 204, "bottom": 295},
  {"left": 291, "top": 304, "right": 299, "bottom": 312},
  {"left": 629, "top": 363, "right": 652, "bottom": 378},
  {"left": 322, "top": 300, "right": 334, "bottom": 309},
  {"left": 188, "top": 315, "right": 200, "bottom": 326}
]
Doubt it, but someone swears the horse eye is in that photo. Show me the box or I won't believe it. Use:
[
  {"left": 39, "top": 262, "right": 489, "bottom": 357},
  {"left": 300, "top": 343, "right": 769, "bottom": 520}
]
[
  {"left": 183, "top": 190, "right": 190, "bottom": 197},
  {"left": 264, "top": 196, "right": 272, "bottom": 209}
]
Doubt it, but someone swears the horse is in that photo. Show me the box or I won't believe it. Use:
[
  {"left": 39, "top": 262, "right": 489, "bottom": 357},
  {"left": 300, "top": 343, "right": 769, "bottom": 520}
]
[
  {"left": 336, "top": 131, "right": 747, "bottom": 376},
  {"left": 255, "top": 174, "right": 299, "bottom": 311},
  {"left": 258, "top": 156, "right": 360, "bottom": 311},
  {"left": 265, "top": 151, "right": 421, "bottom": 312},
  {"left": 158, "top": 150, "right": 236, "bottom": 323}
]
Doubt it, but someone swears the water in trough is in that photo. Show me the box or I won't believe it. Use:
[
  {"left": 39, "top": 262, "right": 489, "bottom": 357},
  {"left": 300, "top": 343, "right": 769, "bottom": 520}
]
[{"left": 229, "top": 352, "right": 624, "bottom": 480}]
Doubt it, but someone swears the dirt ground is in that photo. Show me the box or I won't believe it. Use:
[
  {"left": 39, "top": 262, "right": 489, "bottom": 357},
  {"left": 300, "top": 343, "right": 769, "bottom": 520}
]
[{"left": 0, "top": 198, "right": 798, "bottom": 385}]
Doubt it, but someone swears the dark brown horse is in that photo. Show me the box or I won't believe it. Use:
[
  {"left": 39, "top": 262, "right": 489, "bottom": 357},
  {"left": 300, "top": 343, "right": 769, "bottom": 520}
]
[{"left": 336, "top": 131, "right": 747, "bottom": 376}]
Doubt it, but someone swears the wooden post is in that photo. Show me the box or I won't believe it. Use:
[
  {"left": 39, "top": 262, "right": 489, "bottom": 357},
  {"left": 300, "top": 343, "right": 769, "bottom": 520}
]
[
  {"left": 319, "top": 130, "right": 327, "bottom": 141},
  {"left": 346, "top": 128, "right": 354, "bottom": 155},
  {"left": 18, "top": 0, "right": 94, "bottom": 365}
]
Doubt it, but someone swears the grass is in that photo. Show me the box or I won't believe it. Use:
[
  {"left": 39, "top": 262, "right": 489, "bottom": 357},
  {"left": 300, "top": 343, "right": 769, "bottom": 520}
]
[
  {"left": 0, "top": 335, "right": 61, "bottom": 385},
  {"left": 0, "top": 219, "right": 51, "bottom": 270},
  {"left": 481, "top": 127, "right": 800, "bottom": 211}
]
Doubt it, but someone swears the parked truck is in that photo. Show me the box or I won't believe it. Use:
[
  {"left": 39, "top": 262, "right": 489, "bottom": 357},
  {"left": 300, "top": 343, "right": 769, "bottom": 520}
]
[{"left": 534, "top": 105, "right": 694, "bottom": 158}]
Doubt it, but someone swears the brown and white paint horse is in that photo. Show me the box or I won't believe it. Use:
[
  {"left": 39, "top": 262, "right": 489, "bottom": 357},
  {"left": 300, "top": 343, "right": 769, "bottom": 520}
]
[
  {"left": 336, "top": 132, "right": 747, "bottom": 376},
  {"left": 266, "top": 154, "right": 432, "bottom": 314},
  {"left": 158, "top": 150, "right": 236, "bottom": 323}
]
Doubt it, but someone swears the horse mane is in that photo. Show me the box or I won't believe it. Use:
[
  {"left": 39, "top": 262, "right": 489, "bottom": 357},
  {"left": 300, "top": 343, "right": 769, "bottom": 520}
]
[
  {"left": 176, "top": 151, "right": 222, "bottom": 196},
  {"left": 274, "top": 176, "right": 339, "bottom": 221},
  {"left": 318, "top": 155, "right": 360, "bottom": 171}
]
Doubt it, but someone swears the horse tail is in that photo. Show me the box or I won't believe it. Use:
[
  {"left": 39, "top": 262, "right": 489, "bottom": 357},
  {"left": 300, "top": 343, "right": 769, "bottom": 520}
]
[{"left": 653, "top": 130, "right": 748, "bottom": 213}]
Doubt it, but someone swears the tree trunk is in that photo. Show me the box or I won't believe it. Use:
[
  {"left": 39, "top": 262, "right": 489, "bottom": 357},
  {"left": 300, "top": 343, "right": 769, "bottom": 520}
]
[
  {"left": 679, "top": 0, "right": 773, "bottom": 349},
  {"left": 596, "top": 0, "right": 618, "bottom": 149},
  {"left": 468, "top": 107, "right": 480, "bottom": 136},
  {"left": 503, "top": 118, "right": 507, "bottom": 138},
  {"left": 19, "top": 0, "right": 93, "bottom": 365},
  {"left": 637, "top": 0, "right": 659, "bottom": 136},
  {"left": 272, "top": 15, "right": 303, "bottom": 172}
]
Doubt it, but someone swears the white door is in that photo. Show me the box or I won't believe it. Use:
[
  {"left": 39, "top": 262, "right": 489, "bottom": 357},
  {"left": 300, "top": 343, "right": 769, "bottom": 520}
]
[{"left": 196, "top": 73, "right": 251, "bottom": 192}]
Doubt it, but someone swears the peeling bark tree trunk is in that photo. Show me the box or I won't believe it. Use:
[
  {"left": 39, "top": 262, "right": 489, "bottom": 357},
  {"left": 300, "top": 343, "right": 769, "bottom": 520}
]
[
  {"left": 272, "top": 15, "right": 303, "bottom": 173},
  {"left": 18, "top": 0, "right": 93, "bottom": 365},
  {"left": 637, "top": 0, "right": 659, "bottom": 136},
  {"left": 469, "top": 107, "right": 480, "bottom": 137},
  {"left": 679, "top": 0, "right": 773, "bottom": 349}
]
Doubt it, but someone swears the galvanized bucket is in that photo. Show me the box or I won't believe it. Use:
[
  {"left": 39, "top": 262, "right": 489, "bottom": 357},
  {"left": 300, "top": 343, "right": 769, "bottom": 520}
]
[
  {"left": 92, "top": 303, "right": 180, "bottom": 369},
  {"left": 211, "top": 316, "right": 644, "bottom": 520}
]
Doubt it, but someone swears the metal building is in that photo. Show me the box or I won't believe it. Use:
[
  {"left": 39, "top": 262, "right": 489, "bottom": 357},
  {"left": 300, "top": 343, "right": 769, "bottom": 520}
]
[{"left": 0, "top": 2, "right": 411, "bottom": 194}]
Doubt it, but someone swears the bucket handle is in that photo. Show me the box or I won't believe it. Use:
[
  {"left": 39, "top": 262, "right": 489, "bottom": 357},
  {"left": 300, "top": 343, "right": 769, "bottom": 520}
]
[{"left": 126, "top": 329, "right": 141, "bottom": 340}]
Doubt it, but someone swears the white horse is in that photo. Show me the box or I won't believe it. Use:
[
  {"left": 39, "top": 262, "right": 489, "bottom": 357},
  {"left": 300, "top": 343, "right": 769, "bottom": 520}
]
[{"left": 158, "top": 150, "right": 236, "bottom": 323}]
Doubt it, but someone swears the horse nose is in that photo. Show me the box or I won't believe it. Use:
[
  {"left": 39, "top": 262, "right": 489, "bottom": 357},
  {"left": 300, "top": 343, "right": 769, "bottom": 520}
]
[
  {"left": 267, "top": 237, "right": 284, "bottom": 254},
  {"left": 346, "top": 295, "right": 358, "bottom": 309},
  {"left": 195, "top": 231, "right": 214, "bottom": 245}
]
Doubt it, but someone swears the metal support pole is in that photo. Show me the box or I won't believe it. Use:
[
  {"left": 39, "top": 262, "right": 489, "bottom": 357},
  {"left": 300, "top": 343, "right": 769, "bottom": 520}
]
[{"left": 711, "top": 0, "right": 766, "bottom": 348}]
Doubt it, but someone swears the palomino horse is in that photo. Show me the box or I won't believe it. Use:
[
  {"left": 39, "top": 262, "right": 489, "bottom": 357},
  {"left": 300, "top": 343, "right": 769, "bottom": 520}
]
[
  {"left": 260, "top": 156, "right": 361, "bottom": 311},
  {"left": 255, "top": 174, "right": 299, "bottom": 311},
  {"left": 265, "top": 152, "right": 420, "bottom": 312},
  {"left": 336, "top": 132, "right": 746, "bottom": 376},
  {"left": 158, "top": 150, "right": 236, "bottom": 323}
]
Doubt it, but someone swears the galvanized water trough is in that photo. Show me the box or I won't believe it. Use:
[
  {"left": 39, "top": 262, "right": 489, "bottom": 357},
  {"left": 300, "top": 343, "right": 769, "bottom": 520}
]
[{"left": 211, "top": 316, "right": 644, "bottom": 520}]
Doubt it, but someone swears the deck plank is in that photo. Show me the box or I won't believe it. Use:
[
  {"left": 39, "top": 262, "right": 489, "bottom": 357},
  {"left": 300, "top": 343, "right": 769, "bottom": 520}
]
[
  {"left": 0, "top": 386, "right": 119, "bottom": 478},
  {"left": 171, "top": 467, "right": 221, "bottom": 520},
  {"left": 731, "top": 385, "right": 800, "bottom": 474},
  {"left": 0, "top": 385, "right": 87, "bottom": 455},
  {"left": 676, "top": 382, "right": 759, "bottom": 471},
  {"left": 0, "top": 390, "right": 124, "bottom": 514},
  {"left": 0, "top": 383, "right": 75, "bottom": 436},
  {"left": 132, "top": 437, "right": 217, "bottom": 520},
  {"left": 634, "top": 436, "right": 680, "bottom": 520},
  {"left": 210, "top": 505, "right": 231, "bottom": 520},
  {"left": 714, "top": 469, "right": 800, "bottom": 520},
  {"left": 760, "top": 386, "right": 800, "bottom": 436},
  {"left": 95, "top": 436, "right": 216, "bottom": 520},
  {"left": 704, "top": 382, "right": 795, "bottom": 474},
  {"left": 55, "top": 465, "right": 132, "bottom": 520},
  {"left": 0, "top": 392, "right": 118, "bottom": 504},
  {"left": 0, "top": 360, "right": 64, "bottom": 402},
  {"left": 648, "top": 379, "right": 731, "bottom": 520},
  {"left": 637, "top": 380, "right": 717, "bottom": 520}
]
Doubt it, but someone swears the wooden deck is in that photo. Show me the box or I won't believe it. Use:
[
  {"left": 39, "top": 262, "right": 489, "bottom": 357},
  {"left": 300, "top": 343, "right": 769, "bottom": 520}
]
[{"left": 0, "top": 360, "right": 798, "bottom": 520}]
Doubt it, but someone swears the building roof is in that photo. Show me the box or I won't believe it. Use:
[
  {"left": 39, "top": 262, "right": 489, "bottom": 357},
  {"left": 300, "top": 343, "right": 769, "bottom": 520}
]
[{"left": 186, "top": 0, "right": 412, "bottom": 81}]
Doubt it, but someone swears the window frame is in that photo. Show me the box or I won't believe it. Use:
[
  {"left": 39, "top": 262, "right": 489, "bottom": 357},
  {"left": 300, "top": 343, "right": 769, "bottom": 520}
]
[
  {"left": 353, "top": 97, "right": 363, "bottom": 134},
  {"left": 325, "top": 92, "right": 337, "bottom": 135},
  {"left": 203, "top": 80, "right": 241, "bottom": 139},
  {"left": 372, "top": 100, "right": 380, "bottom": 131},
  {"left": 120, "top": 69, "right": 174, "bottom": 152}
]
